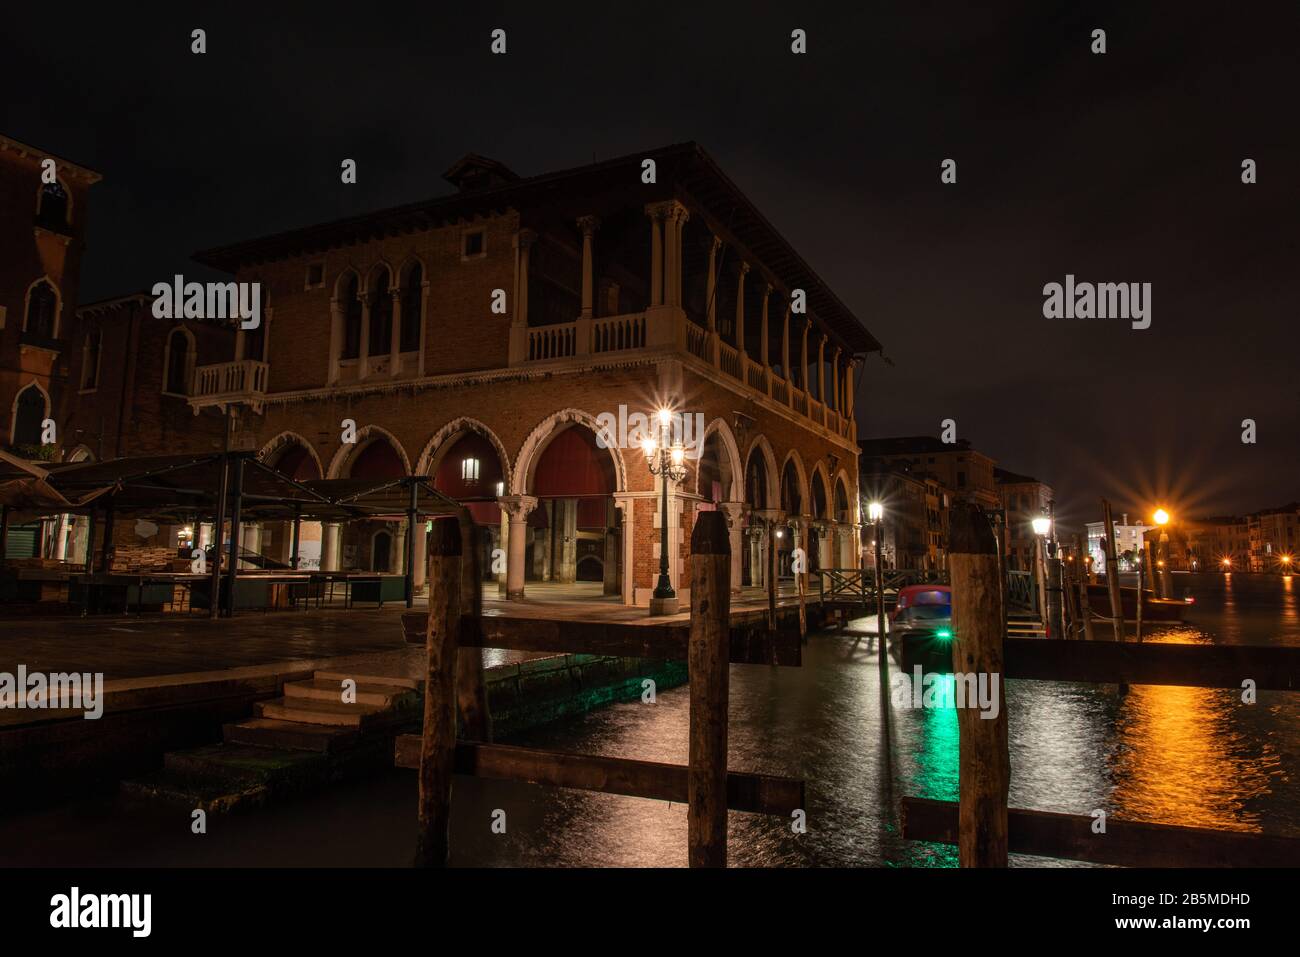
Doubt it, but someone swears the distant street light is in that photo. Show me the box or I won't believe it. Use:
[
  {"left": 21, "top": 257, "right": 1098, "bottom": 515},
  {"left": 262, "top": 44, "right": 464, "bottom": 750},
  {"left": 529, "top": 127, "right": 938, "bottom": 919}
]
[
  {"left": 645, "top": 407, "right": 688, "bottom": 615},
  {"left": 1153, "top": 508, "right": 1170, "bottom": 526},
  {"left": 1031, "top": 515, "right": 1051, "bottom": 537}
]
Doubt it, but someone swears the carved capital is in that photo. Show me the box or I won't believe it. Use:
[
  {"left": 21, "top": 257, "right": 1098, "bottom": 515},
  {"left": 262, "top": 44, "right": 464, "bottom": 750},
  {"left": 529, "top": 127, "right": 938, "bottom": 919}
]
[
  {"left": 498, "top": 494, "right": 539, "bottom": 519},
  {"left": 513, "top": 228, "right": 538, "bottom": 250},
  {"left": 576, "top": 215, "right": 601, "bottom": 236}
]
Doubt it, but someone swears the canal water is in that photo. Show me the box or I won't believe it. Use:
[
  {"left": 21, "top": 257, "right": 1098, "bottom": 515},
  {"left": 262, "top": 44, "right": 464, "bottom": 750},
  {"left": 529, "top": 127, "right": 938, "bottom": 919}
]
[{"left": 3, "top": 572, "right": 1297, "bottom": 867}]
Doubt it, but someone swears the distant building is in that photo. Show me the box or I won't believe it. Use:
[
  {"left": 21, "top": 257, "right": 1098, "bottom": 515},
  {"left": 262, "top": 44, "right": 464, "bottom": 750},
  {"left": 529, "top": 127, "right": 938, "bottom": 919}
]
[
  {"left": 859, "top": 463, "right": 931, "bottom": 569},
  {"left": 1248, "top": 505, "right": 1300, "bottom": 572},
  {"left": 1086, "top": 513, "right": 1154, "bottom": 574},
  {"left": 994, "top": 468, "right": 1053, "bottom": 572},
  {"left": 858, "top": 436, "right": 999, "bottom": 511}
]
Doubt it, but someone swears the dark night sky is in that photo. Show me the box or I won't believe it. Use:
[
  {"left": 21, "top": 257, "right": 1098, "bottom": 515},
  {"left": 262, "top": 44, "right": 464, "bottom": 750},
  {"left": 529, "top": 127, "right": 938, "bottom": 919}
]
[{"left": 4, "top": 2, "right": 1296, "bottom": 531}]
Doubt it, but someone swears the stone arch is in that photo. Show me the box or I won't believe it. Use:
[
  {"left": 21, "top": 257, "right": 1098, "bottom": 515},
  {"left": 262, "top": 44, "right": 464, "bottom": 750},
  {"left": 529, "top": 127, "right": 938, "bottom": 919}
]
[
  {"left": 363, "top": 259, "right": 395, "bottom": 296},
  {"left": 9, "top": 379, "right": 51, "bottom": 447},
  {"left": 695, "top": 417, "right": 743, "bottom": 503},
  {"left": 512, "top": 408, "right": 627, "bottom": 495},
  {"left": 326, "top": 424, "right": 411, "bottom": 479},
  {"left": 333, "top": 266, "right": 361, "bottom": 299},
  {"left": 743, "top": 433, "right": 779, "bottom": 509},
  {"left": 23, "top": 276, "right": 62, "bottom": 339},
  {"left": 415, "top": 417, "right": 513, "bottom": 491},
  {"left": 258, "top": 431, "right": 324, "bottom": 479},
  {"left": 780, "top": 449, "right": 810, "bottom": 517},
  {"left": 810, "top": 461, "right": 832, "bottom": 520},
  {"left": 833, "top": 469, "right": 854, "bottom": 524}
]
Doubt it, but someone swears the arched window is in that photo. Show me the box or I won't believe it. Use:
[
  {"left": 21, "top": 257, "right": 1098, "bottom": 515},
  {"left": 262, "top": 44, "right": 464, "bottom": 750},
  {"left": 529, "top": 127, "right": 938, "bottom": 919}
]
[
  {"left": 164, "top": 328, "right": 194, "bottom": 395},
  {"left": 12, "top": 385, "right": 46, "bottom": 447},
  {"left": 341, "top": 273, "right": 362, "bottom": 360},
  {"left": 368, "top": 268, "right": 392, "bottom": 356},
  {"left": 400, "top": 263, "right": 423, "bottom": 352},
  {"left": 24, "top": 280, "right": 58, "bottom": 339},
  {"left": 81, "top": 326, "right": 102, "bottom": 390},
  {"left": 37, "top": 181, "right": 69, "bottom": 230}
]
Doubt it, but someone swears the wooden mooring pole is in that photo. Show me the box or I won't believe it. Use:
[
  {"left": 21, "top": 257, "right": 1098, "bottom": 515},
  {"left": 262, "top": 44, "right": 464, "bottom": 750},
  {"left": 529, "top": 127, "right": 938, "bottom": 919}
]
[
  {"left": 948, "top": 504, "right": 1009, "bottom": 867},
  {"left": 1100, "top": 499, "right": 1125, "bottom": 642},
  {"left": 455, "top": 511, "right": 491, "bottom": 741},
  {"left": 688, "top": 511, "right": 730, "bottom": 868},
  {"left": 1074, "top": 534, "right": 1094, "bottom": 641},
  {"left": 415, "top": 518, "right": 461, "bottom": 867}
]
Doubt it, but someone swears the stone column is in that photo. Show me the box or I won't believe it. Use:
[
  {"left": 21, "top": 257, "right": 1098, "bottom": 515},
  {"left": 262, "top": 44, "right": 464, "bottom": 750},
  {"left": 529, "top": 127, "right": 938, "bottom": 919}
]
[
  {"left": 412, "top": 519, "right": 428, "bottom": 591},
  {"left": 603, "top": 499, "right": 620, "bottom": 596},
  {"left": 648, "top": 206, "right": 664, "bottom": 307},
  {"left": 759, "top": 284, "right": 771, "bottom": 368},
  {"left": 389, "top": 288, "right": 402, "bottom": 376},
  {"left": 508, "top": 229, "right": 537, "bottom": 364},
  {"left": 393, "top": 522, "right": 407, "bottom": 575},
  {"left": 706, "top": 235, "right": 721, "bottom": 366},
  {"left": 846, "top": 359, "right": 857, "bottom": 421},
  {"left": 830, "top": 346, "right": 841, "bottom": 413},
  {"left": 816, "top": 334, "right": 827, "bottom": 405},
  {"left": 800, "top": 320, "right": 810, "bottom": 395},
  {"left": 720, "top": 502, "right": 746, "bottom": 596},
  {"left": 667, "top": 204, "right": 687, "bottom": 307},
  {"left": 322, "top": 522, "right": 342, "bottom": 571},
  {"left": 499, "top": 495, "right": 538, "bottom": 600},
  {"left": 782, "top": 305, "right": 794, "bottom": 405},
  {"left": 735, "top": 262, "right": 749, "bottom": 356},
  {"left": 557, "top": 498, "right": 578, "bottom": 584},
  {"left": 241, "top": 523, "right": 261, "bottom": 568},
  {"left": 578, "top": 215, "right": 599, "bottom": 319}
]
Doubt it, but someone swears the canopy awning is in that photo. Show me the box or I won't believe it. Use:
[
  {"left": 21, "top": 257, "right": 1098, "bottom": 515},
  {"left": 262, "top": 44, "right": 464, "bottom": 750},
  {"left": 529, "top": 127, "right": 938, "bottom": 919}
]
[{"left": 0, "top": 453, "right": 463, "bottom": 523}]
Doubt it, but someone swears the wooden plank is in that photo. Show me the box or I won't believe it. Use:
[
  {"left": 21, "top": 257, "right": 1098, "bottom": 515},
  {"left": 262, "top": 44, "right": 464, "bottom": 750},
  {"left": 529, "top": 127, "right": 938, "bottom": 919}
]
[
  {"left": 400, "top": 611, "right": 801, "bottom": 666},
  {"left": 1004, "top": 638, "right": 1300, "bottom": 691},
  {"left": 394, "top": 738, "right": 804, "bottom": 816},
  {"left": 902, "top": 797, "right": 1300, "bottom": 867}
]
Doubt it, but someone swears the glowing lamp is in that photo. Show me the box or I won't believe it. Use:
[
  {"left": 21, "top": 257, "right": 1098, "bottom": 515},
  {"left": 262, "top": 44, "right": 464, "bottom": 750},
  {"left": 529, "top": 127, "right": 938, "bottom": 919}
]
[
  {"left": 670, "top": 444, "right": 685, "bottom": 467},
  {"left": 1031, "top": 516, "right": 1050, "bottom": 537},
  {"left": 657, "top": 407, "right": 672, "bottom": 427},
  {"left": 641, "top": 437, "right": 656, "bottom": 458},
  {"left": 1154, "top": 508, "right": 1170, "bottom": 526},
  {"left": 868, "top": 501, "right": 883, "bottom": 523}
]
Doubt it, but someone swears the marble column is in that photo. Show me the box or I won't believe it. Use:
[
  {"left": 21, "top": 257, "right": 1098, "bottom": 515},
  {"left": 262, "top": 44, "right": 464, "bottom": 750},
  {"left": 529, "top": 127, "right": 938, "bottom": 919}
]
[
  {"left": 499, "top": 495, "right": 538, "bottom": 600},
  {"left": 720, "top": 502, "right": 746, "bottom": 596},
  {"left": 321, "top": 522, "right": 342, "bottom": 571},
  {"left": 412, "top": 519, "right": 428, "bottom": 591}
]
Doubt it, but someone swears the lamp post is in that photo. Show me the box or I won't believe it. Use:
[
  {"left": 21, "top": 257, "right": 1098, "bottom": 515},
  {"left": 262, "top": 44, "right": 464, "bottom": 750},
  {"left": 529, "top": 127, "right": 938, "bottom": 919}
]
[
  {"left": 643, "top": 408, "right": 688, "bottom": 616},
  {"left": 867, "top": 501, "right": 886, "bottom": 669},
  {"left": 1031, "top": 511, "right": 1052, "bottom": 634},
  {"left": 1154, "top": 507, "right": 1171, "bottom": 599}
]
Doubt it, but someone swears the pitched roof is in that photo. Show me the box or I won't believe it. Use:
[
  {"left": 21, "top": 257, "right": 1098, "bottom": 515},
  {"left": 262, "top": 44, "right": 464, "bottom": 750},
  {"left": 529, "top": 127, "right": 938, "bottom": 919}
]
[{"left": 192, "top": 142, "right": 880, "bottom": 355}]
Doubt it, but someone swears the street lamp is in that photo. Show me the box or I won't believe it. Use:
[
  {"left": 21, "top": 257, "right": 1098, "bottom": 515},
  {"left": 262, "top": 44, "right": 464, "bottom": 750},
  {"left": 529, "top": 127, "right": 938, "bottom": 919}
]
[
  {"left": 644, "top": 407, "right": 688, "bottom": 615},
  {"left": 1153, "top": 508, "right": 1170, "bottom": 527},
  {"left": 866, "top": 501, "right": 886, "bottom": 669}
]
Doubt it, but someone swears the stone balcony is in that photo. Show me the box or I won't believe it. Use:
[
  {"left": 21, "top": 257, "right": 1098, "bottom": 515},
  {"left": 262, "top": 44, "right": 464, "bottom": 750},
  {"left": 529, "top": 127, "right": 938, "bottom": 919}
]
[
  {"left": 188, "top": 359, "right": 270, "bottom": 414},
  {"left": 507, "top": 306, "right": 856, "bottom": 444}
]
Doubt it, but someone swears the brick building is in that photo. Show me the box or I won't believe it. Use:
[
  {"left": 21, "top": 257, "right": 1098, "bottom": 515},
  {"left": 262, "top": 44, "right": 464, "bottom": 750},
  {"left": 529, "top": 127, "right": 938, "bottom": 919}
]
[
  {"left": 995, "top": 467, "right": 1054, "bottom": 572},
  {"left": 66, "top": 144, "right": 877, "bottom": 604},
  {"left": 1, "top": 135, "right": 101, "bottom": 459},
  {"left": 0, "top": 135, "right": 101, "bottom": 558}
]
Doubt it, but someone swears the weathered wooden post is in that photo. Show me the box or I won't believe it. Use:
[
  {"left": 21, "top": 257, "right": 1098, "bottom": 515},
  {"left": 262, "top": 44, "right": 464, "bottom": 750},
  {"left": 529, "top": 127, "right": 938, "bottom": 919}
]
[
  {"left": 415, "top": 518, "right": 461, "bottom": 867},
  {"left": 455, "top": 510, "right": 491, "bottom": 741},
  {"left": 948, "top": 504, "right": 1009, "bottom": 867},
  {"left": 688, "top": 510, "right": 730, "bottom": 868},
  {"left": 1100, "top": 499, "right": 1125, "bottom": 641},
  {"left": 1074, "top": 534, "right": 1094, "bottom": 641}
]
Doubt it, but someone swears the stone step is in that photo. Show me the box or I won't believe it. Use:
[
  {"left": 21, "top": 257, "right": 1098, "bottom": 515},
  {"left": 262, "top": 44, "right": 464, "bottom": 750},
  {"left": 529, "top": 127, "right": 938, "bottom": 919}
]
[
  {"left": 164, "top": 743, "right": 331, "bottom": 786},
  {"left": 120, "top": 768, "right": 270, "bottom": 815},
  {"left": 254, "top": 696, "right": 409, "bottom": 729},
  {"left": 284, "top": 678, "right": 417, "bottom": 708},
  {"left": 223, "top": 718, "right": 362, "bottom": 753},
  {"left": 314, "top": 669, "right": 420, "bottom": 691}
]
